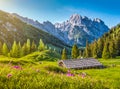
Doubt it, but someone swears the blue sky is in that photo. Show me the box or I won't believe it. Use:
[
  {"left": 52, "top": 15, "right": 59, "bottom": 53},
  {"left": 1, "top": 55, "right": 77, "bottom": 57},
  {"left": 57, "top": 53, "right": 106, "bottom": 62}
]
[{"left": 0, "top": 0, "right": 120, "bottom": 28}]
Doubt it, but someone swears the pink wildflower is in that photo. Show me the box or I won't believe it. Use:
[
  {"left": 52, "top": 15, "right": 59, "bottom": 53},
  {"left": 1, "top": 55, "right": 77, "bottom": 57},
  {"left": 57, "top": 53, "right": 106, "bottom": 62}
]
[
  {"left": 81, "top": 72, "right": 86, "bottom": 78},
  {"left": 13, "top": 65, "right": 22, "bottom": 70},
  {"left": 66, "top": 70, "right": 74, "bottom": 77},
  {"left": 67, "top": 73, "right": 74, "bottom": 76},
  {"left": 7, "top": 73, "right": 12, "bottom": 78}
]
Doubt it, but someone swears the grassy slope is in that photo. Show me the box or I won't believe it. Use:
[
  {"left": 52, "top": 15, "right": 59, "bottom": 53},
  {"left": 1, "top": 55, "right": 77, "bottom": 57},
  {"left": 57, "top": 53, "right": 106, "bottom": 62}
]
[
  {"left": 0, "top": 52, "right": 120, "bottom": 89},
  {"left": 0, "top": 10, "right": 70, "bottom": 49}
]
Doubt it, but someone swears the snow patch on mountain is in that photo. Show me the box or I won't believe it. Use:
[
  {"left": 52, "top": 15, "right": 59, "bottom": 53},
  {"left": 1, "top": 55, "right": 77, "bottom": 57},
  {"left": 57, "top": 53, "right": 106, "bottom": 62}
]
[{"left": 13, "top": 13, "right": 109, "bottom": 46}]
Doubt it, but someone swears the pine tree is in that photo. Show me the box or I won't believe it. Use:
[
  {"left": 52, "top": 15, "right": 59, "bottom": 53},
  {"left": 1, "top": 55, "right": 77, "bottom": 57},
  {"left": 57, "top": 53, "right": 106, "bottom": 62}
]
[
  {"left": 85, "top": 41, "right": 91, "bottom": 58},
  {"left": 17, "top": 42, "right": 22, "bottom": 58},
  {"left": 61, "top": 48, "right": 67, "bottom": 59},
  {"left": 22, "top": 43, "right": 28, "bottom": 56},
  {"left": 109, "top": 40, "right": 116, "bottom": 58},
  {"left": 26, "top": 39, "right": 31, "bottom": 54},
  {"left": 38, "top": 39, "right": 45, "bottom": 51},
  {"left": 11, "top": 41, "right": 18, "bottom": 57},
  {"left": 93, "top": 41, "right": 98, "bottom": 58},
  {"left": 97, "top": 38, "right": 104, "bottom": 58},
  {"left": 2, "top": 43, "right": 9, "bottom": 56},
  {"left": 71, "top": 44, "right": 79, "bottom": 59},
  {"left": 31, "top": 40, "right": 36, "bottom": 52},
  {"left": 102, "top": 42, "right": 110, "bottom": 59}
]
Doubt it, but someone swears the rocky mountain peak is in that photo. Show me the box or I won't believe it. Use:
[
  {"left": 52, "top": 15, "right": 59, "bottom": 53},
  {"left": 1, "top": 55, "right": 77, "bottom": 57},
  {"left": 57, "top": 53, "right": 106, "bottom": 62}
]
[
  {"left": 43, "top": 21, "right": 54, "bottom": 26},
  {"left": 13, "top": 13, "right": 109, "bottom": 46},
  {"left": 93, "top": 18, "right": 104, "bottom": 24},
  {"left": 69, "top": 14, "right": 82, "bottom": 25}
]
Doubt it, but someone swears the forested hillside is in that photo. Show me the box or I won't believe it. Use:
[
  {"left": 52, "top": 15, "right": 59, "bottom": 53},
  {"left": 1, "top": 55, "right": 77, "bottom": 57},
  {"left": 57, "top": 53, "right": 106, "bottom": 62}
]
[
  {"left": 0, "top": 10, "right": 69, "bottom": 50},
  {"left": 84, "top": 24, "right": 120, "bottom": 59}
]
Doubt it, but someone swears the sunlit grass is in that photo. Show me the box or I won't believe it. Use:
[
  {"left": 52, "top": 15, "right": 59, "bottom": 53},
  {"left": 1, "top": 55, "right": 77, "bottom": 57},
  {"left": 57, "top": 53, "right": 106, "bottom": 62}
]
[{"left": 0, "top": 54, "right": 120, "bottom": 89}]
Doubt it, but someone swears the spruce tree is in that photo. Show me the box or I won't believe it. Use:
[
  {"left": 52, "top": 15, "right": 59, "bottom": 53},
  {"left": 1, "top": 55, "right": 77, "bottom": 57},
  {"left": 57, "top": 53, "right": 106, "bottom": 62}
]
[
  {"left": 26, "top": 39, "right": 31, "bottom": 54},
  {"left": 85, "top": 41, "right": 91, "bottom": 58},
  {"left": 38, "top": 39, "right": 45, "bottom": 51},
  {"left": 97, "top": 38, "right": 104, "bottom": 58},
  {"left": 2, "top": 43, "right": 9, "bottom": 56},
  {"left": 109, "top": 40, "right": 116, "bottom": 58},
  {"left": 17, "top": 42, "right": 22, "bottom": 58},
  {"left": 102, "top": 42, "right": 110, "bottom": 59},
  {"left": 31, "top": 40, "right": 36, "bottom": 52},
  {"left": 93, "top": 41, "right": 98, "bottom": 58},
  {"left": 71, "top": 44, "right": 79, "bottom": 59},
  {"left": 61, "top": 48, "right": 67, "bottom": 59},
  {"left": 11, "top": 41, "right": 18, "bottom": 57},
  {"left": 22, "top": 43, "right": 28, "bottom": 56}
]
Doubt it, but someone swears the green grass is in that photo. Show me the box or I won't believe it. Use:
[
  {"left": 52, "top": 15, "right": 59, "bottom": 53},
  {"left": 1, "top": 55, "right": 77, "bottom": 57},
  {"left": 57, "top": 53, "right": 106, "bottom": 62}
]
[{"left": 0, "top": 52, "right": 120, "bottom": 89}]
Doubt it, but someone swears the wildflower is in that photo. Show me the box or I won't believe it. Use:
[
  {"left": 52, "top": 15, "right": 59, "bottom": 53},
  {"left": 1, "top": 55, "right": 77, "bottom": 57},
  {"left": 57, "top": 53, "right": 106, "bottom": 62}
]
[
  {"left": 66, "top": 70, "right": 74, "bottom": 77},
  {"left": 67, "top": 70, "right": 70, "bottom": 73},
  {"left": 7, "top": 73, "right": 12, "bottom": 78},
  {"left": 67, "top": 73, "right": 73, "bottom": 76},
  {"left": 81, "top": 72, "right": 86, "bottom": 78},
  {"left": 13, "top": 65, "right": 22, "bottom": 70}
]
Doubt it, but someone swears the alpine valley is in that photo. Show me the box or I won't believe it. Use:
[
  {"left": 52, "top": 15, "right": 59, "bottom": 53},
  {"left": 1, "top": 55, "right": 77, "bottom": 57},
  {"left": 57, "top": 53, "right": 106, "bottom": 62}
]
[{"left": 0, "top": 3, "right": 120, "bottom": 89}]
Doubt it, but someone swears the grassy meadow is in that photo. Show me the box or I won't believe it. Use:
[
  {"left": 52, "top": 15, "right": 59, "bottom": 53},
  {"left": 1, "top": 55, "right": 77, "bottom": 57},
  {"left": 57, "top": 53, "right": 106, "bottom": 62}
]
[{"left": 0, "top": 50, "right": 120, "bottom": 89}]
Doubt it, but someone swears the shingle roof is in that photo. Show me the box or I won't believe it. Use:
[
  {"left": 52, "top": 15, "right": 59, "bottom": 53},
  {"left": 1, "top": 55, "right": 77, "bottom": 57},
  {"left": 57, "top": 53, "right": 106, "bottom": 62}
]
[{"left": 58, "top": 58, "right": 103, "bottom": 69}]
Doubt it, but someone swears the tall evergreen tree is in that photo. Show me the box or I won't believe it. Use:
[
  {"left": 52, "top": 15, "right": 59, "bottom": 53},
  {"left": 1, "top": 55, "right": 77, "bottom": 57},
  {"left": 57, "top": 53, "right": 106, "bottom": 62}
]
[
  {"left": 61, "top": 48, "right": 67, "bottom": 59},
  {"left": 85, "top": 41, "right": 91, "bottom": 58},
  {"left": 71, "top": 44, "right": 79, "bottom": 59},
  {"left": 2, "top": 43, "right": 9, "bottom": 56},
  {"left": 102, "top": 42, "right": 110, "bottom": 59},
  {"left": 97, "top": 38, "right": 104, "bottom": 58},
  {"left": 93, "top": 41, "right": 98, "bottom": 58},
  {"left": 10, "top": 41, "right": 18, "bottom": 57},
  {"left": 17, "top": 42, "right": 22, "bottom": 58},
  {"left": 38, "top": 39, "right": 45, "bottom": 51},
  {"left": 26, "top": 39, "right": 31, "bottom": 54},
  {"left": 31, "top": 40, "right": 37, "bottom": 52},
  {"left": 109, "top": 40, "right": 116, "bottom": 58},
  {"left": 22, "top": 43, "right": 28, "bottom": 56}
]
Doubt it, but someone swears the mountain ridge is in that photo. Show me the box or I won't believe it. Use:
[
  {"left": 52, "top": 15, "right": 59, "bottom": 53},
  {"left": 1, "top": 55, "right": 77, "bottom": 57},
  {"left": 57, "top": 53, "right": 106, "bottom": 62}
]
[{"left": 13, "top": 13, "right": 109, "bottom": 46}]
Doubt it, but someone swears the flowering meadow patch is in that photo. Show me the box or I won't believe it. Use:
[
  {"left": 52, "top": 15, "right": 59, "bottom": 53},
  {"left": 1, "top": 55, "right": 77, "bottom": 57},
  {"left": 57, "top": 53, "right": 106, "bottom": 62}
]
[
  {"left": 66, "top": 70, "right": 74, "bottom": 77},
  {"left": 66, "top": 70, "right": 87, "bottom": 78},
  {"left": 7, "top": 73, "right": 12, "bottom": 78},
  {"left": 12, "top": 65, "right": 22, "bottom": 70},
  {"left": 0, "top": 57, "right": 120, "bottom": 89}
]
